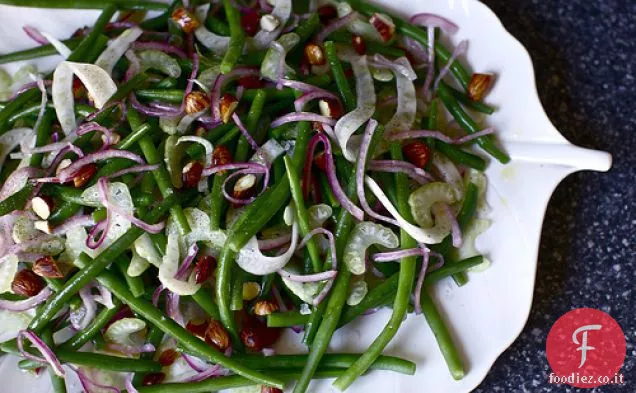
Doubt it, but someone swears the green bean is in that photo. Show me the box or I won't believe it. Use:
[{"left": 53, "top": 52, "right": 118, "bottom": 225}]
[
  {"left": 129, "top": 107, "right": 191, "bottom": 235},
  {"left": 0, "top": 89, "right": 39, "bottom": 133},
  {"left": 236, "top": 89, "right": 267, "bottom": 162},
  {"left": 325, "top": 41, "right": 356, "bottom": 111},
  {"left": 205, "top": 14, "right": 230, "bottom": 36},
  {"left": 295, "top": 13, "right": 320, "bottom": 43},
  {"left": 0, "top": 37, "right": 82, "bottom": 64},
  {"left": 346, "top": 0, "right": 471, "bottom": 90},
  {"left": 284, "top": 156, "right": 322, "bottom": 273},
  {"left": 19, "top": 349, "right": 162, "bottom": 372},
  {"left": 135, "top": 89, "right": 184, "bottom": 103},
  {"left": 230, "top": 267, "right": 245, "bottom": 311},
  {"left": 191, "top": 287, "right": 221, "bottom": 321},
  {"left": 430, "top": 182, "right": 478, "bottom": 285},
  {"left": 106, "top": 73, "right": 149, "bottom": 105},
  {"left": 215, "top": 246, "right": 241, "bottom": 345},
  {"left": 293, "top": 272, "right": 351, "bottom": 393},
  {"left": 328, "top": 31, "right": 406, "bottom": 58},
  {"left": 267, "top": 311, "right": 308, "bottom": 328},
  {"left": 420, "top": 291, "right": 465, "bottom": 379},
  {"left": 0, "top": 0, "right": 169, "bottom": 10},
  {"left": 95, "top": 269, "right": 284, "bottom": 388},
  {"left": 49, "top": 200, "right": 82, "bottom": 224},
  {"left": 61, "top": 300, "right": 122, "bottom": 351},
  {"left": 136, "top": 371, "right": 342, "bottom": 393},
  {"left": 208, "top": 168, "right": 229, "bottom": 230},
  {"left": 27, "top": 190, "right": 191, "bottom": 333},
  {"left": 332, "top": 143, "right": 417, "bottom": 390},
  {"left": 220, "top": 0, "right": 244, "bottom": 74},
  {"left": 448, "top": 84, "right": 495, "bottom": 115},
  {"left": 234, "top": 353, "right": 415, "bottom": 375},
  {"left": 67, "top": 5, "right": 117, "bottom": 62},
  {"left": 242, "top": 87, "right": 295, "bottom": 102},
  {"left": 115, "top": 257, "right": 145, "bottom": 298},
  {"left": 28, "top": 109, "right": 55, "bottom": 168},
  {"left": 0, "top": 184, "right": 33, "bottom": 216},
  {"left": 438, "top": 81, "right": 509, "bottom": 164},
  {"left": 435, "top": 142, "right": 487, "bottom": 171}
]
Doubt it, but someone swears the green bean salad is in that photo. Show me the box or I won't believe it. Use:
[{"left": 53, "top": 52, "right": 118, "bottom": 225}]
[{"left": 0, "top": 0, "right": 507, "bottom": 392}]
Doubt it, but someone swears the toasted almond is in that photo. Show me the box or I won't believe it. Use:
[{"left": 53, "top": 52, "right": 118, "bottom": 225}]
[
  {"left": 369, "top": 13, "right": 395, "bottom": 42},
  {"left": 31, "top": 196, "right": 54, "bottom": 220}
]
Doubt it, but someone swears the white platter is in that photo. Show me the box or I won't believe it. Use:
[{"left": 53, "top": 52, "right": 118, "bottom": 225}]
[{"left": 0, "top": 1, "right": 611, "bottom": 392}]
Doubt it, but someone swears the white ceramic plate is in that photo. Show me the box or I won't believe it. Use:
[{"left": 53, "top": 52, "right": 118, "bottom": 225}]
[{"left": 0, "top": 1, "right": 611, "bottom": 392}]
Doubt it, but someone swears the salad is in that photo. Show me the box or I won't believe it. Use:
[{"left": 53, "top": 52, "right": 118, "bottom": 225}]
[{"left": 0, "top": 0, "right": 508, "bottom": 392}]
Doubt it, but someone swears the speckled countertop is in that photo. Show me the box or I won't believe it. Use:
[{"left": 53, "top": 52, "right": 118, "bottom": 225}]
[{"left": 474, "top": 0, "right": 635, "bottom": 392}]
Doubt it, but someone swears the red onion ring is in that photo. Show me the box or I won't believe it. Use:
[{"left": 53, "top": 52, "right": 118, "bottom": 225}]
[
  {"left": 57, "top": 149, "right": 145, "bottom": 182},
  {"left": 17, "top": 330, "right": 65, "bottom": 377},
  {"left": 106, "top": 164, "right": 161, "bottom": 179},
  {"left": 297, "top": 228, "right": 337, "bottom": 270},
  {"left": 367, "top": 160, "right": 434, "bottom": 184},
  {"left": 22, "top": 25, "right": 48, "bottom": 45},
  {"left": 389, "top": 128, "right": 495, "bottom": 145},
  {"left": 174, "top": 243, "right": 199, "bottom": 280},
  {"left": 232, "top": 112, "right": 260, "bottom": 151},
  {"left": 294, "top": 90, "right": 340, "bottom": 112},
  {"left": 443, "top": 203, "right": 462, "bottom": 247},
  {"left": 210, "top": 67, "right": 260, "bottom": 121},
  {"left": 257, "top": 233, "right": 292, "bottom": 251},
  {"left": 131, "top": 41, "right": 188, "bottom": 58},
  {"left": 433, "top": 40, "right": 468, "bottom": 91},
  {"left": 270, "top": 112, "right": 336, "bottom": 128},
  {"left": 315, "top": 11, "right": 359, "bottom": 43},
  {"left": 409, "top": 13, "right": 459, "bottom": 34},
  {"left": 0, "top": 287, "right": 52, "bottom": 312},
  {"left": 304, "top": 133, "right": 364, "bottom": 221}
]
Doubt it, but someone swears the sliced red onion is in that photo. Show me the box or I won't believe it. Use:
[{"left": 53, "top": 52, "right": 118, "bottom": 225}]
[
  {"left": 202, "top": 162, "right": 267, "bottom": 177},
  {"left": 282, "top": 13, "right": 300, "bottom": 33},
  {"left": 75, "top": 286, "right": 98, "bottom": 330},
  {"left": 181, "top": 53, "right": 199, "bottom": 111},
  {"left": 373, "top": 247, "right": 425, "bottom": 262},
  {"left": 57, "top": 149, "right": 145, "bottom": 182},
  {"left": 232, "top": 112, "right": 260, "bottom": 151},
  {"left": 0, "top": 167, "right": 42, "bottom": 202},
  {"left": 305, "top": 133, "right": 364, "bottom": 221},
  {"left": 125, "top": 373, "right": 139, "bottom": 393},
  {"left": 77, "top": 121, "right": 116, "bottom": 147},
  {"left": 258, "top": 233, "right": 292, "bottom": 251},
  {"left": 124, "top": 49, "right": 141, "bottom": 82},
  {"left": 95, "top": 283, "right": 115, "bottom": 309},
  {"left": 72, "top": 365, "right": 120, "bottom": 393},
  {"left": 107, "top": 343, "right": 155, "bottom": 355},
  {"left": 152, "top": 285, "right": 165, "bottom": 307},
  {"left": 182, "top": 353, "right": 210, "bottom": 373},
  {"left": 312, "top": 277, "right": 335, "bottom": 306},
  {"left": 258, "top": 0, "right": 273, "bottom": 12},
  {"left": 443, "top": 203, "right": 462, "bottom": 247},
  {"left": 413, "top": 246, "right": 431, "bottom": 315},
  {"left": 106, "top": 164, "right": 160, "bottom": 180},
  {"left": 98, "top": 178, "right": 165, "bottom": 234},
  {"left": 86, "top": 218, "right": 109, "bottom": 250},
  {"left": 298, "top": 228, "right": 337, "bottom": 270},
  {"left": 10, "top": 80, "right": 52, "bottom": 101},
  {"left": 367, "top": 160, "right": 434, "bottom": 184},
  {"left": 294, "top": 90, "right": 340, "bottom": 112},
  {"left": 174, "top": 243, "right": 199, "bottom": 280},
  {"left": 421, "top": 26, "right": 435, "bottom": 100},
  {"left": 315, "top": 11, "right": 359, "bottom": 43},
  {"left": 130, "top": 93, "right": 182, "bottom": 117},
  {"left": 22, "top": 25, "right": 48, "bottom": 44},
  {"left": 277, "top": 79, "right": 328, "bottom": 93},
  {"left": 433, "top": 40, "right": 468, "bottom": 92},
  {"left": 221, "top": 168, "right": 268, "bottom": 206},
  {"left": 17, "top": 330, "right": 65, "bottom": 376},
  {"left": 53, "top": 213, "right": 94, "bottom": 239},
  {"left": 271, "top": 111, "right": 336, "bottom": 128},
  {"left": 402, "top": 37, "right": 428, "bottom": 67},
  {"left": 132, "top": 41, "right": 187, "bottom": 58},
  {"left": 356, "top": 119, "right": 398, "bottom": 226},
  {"left": 278, "top": 269, "right": 337, "bottom": 282},
  {"left": 210, "top": 68, "right": 259, "bottom": 121},
  {"left": 409, "top": 13, "right": 459, "bottom": 34},
  {"left": 0, "top": 287, "right": 52, "bottom": 312},
  {"left": 183, "top": 364, "right": 224, "bottom": 382},
  {"left": 166, "top": 291, "right": 184, "bottom": 326}
]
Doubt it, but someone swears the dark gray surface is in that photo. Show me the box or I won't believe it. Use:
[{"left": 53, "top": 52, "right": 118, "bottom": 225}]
[{"left": 474, "top": 0, "right": 635, "bottom": 392}]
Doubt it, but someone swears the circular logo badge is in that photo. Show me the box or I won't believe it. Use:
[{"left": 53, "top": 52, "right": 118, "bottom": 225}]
[{"left": 546, "top": 308, "right": 626, "bottom": 388}]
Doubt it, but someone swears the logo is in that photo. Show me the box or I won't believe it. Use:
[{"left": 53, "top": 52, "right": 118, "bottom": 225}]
[{"left": 546, "top": 308, "right": 626, "bottom": 388}]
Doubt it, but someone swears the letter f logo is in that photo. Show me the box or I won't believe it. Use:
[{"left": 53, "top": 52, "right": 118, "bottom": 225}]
[{"left": 572, "top": 324, "right": 602, "bottom": 368}]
